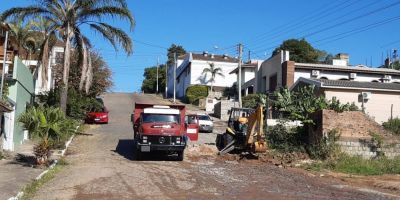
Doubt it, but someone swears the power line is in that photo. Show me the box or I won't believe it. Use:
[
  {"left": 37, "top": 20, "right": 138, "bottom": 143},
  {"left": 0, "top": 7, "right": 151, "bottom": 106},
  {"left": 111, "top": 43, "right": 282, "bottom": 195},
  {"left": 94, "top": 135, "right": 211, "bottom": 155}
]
[
  {"left": 313, "top": 15, "right": 400, "bottom": 46},
  {"left": 245, "top": 0, "right": 349, "bottom": 46},
  {"left": 133, "top": 39, "right": 168, "bottom": 50},
  {"left": 250, "top": 0, "right": 400, "bottom": 56},
  {"left": 381, "top": 39, "right": 400, "bottom": 48},
  {"left": 301, "top": 0, "right": 400, "bottom": 39},
  {"left": 248, "top": 0, "right": 379, "bottom": 51}
]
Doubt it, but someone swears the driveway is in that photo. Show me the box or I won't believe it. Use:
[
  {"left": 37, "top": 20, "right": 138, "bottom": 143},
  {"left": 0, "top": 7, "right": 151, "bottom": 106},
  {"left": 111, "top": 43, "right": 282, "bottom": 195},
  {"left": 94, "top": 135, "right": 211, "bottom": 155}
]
[{"left": 32, "top": 93, "right": 396, "bottom": 200}]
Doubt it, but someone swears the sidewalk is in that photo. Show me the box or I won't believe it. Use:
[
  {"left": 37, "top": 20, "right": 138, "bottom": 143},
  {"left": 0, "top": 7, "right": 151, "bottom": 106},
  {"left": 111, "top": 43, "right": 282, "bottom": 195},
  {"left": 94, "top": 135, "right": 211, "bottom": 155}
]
[{"left": 0, "top": 141, "right": 44, "bottom": 200}]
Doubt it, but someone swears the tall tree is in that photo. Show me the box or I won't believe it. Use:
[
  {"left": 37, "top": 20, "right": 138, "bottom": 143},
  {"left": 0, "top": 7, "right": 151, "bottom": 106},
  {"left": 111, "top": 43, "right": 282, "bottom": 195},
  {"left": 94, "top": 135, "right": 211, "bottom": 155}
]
[
  {"left": 202, "top": 62, "right": 224, "bottom": 93},
  {"left": 272, "top": 39, "right": 326, "bottom": 63},
  {"left": 55, "top": 51, "right": 113, "bottom": 96},
  {"left": 167, "top": 44, "right": 186, "bottom": 66},
  {"left": 392, "top": 60, "right": 400, "bottom": 70},
  {"left": 141, "top": 65, "right": 166, "bottom": 93},
  {"left": 7, "top": 19, "right": 36, "bottom": 60},
  {"left": 1, "top": 0, "right": 135, "bottom": 112},
  {"left": 30, "top": 16, "right": 58, "bottom": 88}
]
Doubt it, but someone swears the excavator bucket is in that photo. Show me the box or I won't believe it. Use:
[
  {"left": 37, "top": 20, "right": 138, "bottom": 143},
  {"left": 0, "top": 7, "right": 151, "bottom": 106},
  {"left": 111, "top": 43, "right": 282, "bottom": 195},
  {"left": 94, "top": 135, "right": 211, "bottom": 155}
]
[{"left": 254, "top": 141, "right": 267, "bottom": 153}]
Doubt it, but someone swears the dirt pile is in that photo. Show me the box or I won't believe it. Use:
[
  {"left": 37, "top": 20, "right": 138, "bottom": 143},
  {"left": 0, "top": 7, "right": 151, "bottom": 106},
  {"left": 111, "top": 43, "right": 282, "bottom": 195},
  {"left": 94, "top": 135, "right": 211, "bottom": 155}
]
[
  {"left": 185, "top": 144, "right": 218, "bottom": 157},
  {"left": 322, "top": 110, "right": 389, "bottom": 139}
]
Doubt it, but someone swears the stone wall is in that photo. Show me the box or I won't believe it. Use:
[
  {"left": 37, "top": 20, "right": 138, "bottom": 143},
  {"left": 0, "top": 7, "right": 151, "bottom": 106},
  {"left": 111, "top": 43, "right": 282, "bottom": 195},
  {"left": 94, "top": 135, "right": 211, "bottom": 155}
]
[
  {"left": 309, "top": 110, "right": 400, "bottom": 158},
  {"left": 214, "top": 100, "right": 239, "bottom": 120},
  {"left": 337, "top": 140, "right": 400, "bottom": 159}
]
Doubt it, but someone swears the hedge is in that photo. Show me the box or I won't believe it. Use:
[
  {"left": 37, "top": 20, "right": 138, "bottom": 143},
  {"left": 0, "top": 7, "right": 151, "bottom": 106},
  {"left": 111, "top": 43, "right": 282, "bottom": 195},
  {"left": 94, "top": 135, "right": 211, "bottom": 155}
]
[{"left": 185, "top": 85, "right": 208, "bottom": 104}]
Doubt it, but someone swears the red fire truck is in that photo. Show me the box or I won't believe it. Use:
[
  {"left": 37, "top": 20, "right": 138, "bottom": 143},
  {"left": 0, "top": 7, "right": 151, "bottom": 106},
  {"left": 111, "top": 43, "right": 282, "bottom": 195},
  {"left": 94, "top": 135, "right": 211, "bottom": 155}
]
[{"left": 131, "top": 101, "right": 191, "bottom": 161}]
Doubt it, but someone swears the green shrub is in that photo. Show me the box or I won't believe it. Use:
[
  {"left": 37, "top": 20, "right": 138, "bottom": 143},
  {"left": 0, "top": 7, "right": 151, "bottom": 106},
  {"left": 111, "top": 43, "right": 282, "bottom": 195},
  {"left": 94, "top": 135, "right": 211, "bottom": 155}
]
[
  {"left": 185, "top": 85, "right": 208, "bottom": 104},
  {"left": 267, "top": 123, "right": 306, "bottom": 153},
  {"left": 37, "top": 88, "right": 103, "bottom": 120},
  {"left": 327, "top": 97, "right": 358, "bottom": 112},
  {"left": 307, "top": 129, "right": 341, "bottom": 160},
  {"left": 242, "top": 93, "right": 267, "bottom": 109},
  {"left": 383, "top": 118, "right": 400, "bottom": 135},
  {"left": 18, "top": 106, "right": 79, "bottom": 164}
]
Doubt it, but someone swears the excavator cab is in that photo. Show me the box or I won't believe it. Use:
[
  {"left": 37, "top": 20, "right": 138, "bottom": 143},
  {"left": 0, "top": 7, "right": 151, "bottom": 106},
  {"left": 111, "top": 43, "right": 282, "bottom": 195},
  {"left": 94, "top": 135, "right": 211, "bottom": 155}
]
[{"left": 216, "top": 106, "right": 267, "bottom": 155}]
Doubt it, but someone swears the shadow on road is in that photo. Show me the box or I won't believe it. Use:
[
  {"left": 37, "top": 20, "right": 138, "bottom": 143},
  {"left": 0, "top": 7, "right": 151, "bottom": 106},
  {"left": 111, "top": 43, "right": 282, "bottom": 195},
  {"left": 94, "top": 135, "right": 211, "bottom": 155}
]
[
  {"left": 6, "top": 154, "right": 37, "bottom": 167},
  {"left": 115, "top": 139, "right": 135, "bottom": 160},
  {"left": 114, "top": 139, "right": 181, "bottom": 161}
]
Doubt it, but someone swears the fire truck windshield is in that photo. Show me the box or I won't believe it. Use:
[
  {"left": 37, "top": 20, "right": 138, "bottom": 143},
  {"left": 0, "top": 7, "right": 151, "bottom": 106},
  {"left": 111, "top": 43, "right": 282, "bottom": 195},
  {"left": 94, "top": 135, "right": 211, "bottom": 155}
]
[{"left": 142, "top": 114, "right": 180, "bottom": 123}]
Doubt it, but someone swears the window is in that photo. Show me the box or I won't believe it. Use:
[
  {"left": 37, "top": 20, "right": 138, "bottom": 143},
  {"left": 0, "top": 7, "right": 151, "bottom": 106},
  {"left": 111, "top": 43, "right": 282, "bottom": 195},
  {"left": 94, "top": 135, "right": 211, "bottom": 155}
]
[
  {"left": 198, "top": 115, "right": 211, "bottom": 121},
  {"left": 262, "top": 76, "right": 267, "bottom": 92},
  {"left": 55, "top": 52, "right": 64, "bottom": 64},
  {"left": 269, "top": 74, "right": 277, "bottom": 92},
  {"left": 142, "top": 114, "right": 180, "bottom": 123}
]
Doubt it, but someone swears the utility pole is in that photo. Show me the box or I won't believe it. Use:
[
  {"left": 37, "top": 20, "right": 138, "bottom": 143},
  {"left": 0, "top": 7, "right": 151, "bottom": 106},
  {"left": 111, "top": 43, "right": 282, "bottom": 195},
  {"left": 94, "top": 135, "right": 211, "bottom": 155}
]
[
  {"left": 165, "top": 62, "right": 168, "bottom": 98},
  {"left": 1, "top": 31, "right": 9, "bottom": 97},
  {"left": 0, "top": 30, "right": 8, "bottom": 151},
  {"left": 156, "top": 57, "right": 159, "bottom": 93},
  {"left": 173, "top": 52, "right": 177, "bottom": 103},
  {"left": 238, "top": 44, "right": 243, "bottom": 108}
]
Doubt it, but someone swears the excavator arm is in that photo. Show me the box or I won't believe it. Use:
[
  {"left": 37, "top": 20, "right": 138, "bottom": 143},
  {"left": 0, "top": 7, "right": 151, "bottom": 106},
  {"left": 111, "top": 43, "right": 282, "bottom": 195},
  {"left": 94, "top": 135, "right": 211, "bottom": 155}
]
[
  {"left": 217, "top": 105, "right": 267, "bottom": 155},
  {"left": 245, "top": 105, "right": 267, "bottom": 153}
]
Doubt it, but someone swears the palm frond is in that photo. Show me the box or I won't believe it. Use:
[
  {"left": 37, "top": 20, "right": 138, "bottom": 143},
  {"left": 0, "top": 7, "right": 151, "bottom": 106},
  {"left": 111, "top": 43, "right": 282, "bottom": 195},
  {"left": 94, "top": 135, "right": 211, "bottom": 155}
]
[
  {"left": 89, "top": 22, "right": 132, "bottom": 55},
  {"left": 202, "top": 68, "right": 211, "bottom": 74},
  {"left": 78, "top": 6, "right": 135, "bottom": 29},
  {"left": 0, "top": 7, "right": 50, "bottom": 22}
]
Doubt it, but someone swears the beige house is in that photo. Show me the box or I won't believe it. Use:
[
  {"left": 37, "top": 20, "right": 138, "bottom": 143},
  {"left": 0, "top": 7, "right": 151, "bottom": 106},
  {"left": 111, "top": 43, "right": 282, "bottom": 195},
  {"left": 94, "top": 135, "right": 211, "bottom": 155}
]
[{"left": 292, "top": 78, "right": 400, "bottom": 124}]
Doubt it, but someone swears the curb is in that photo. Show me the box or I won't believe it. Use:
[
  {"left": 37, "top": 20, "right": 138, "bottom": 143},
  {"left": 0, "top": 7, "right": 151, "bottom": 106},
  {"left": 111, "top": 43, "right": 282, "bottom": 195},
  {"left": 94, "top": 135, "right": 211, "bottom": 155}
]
[{"left": 7, "top": 126, "right": 79, "bottom": 200}]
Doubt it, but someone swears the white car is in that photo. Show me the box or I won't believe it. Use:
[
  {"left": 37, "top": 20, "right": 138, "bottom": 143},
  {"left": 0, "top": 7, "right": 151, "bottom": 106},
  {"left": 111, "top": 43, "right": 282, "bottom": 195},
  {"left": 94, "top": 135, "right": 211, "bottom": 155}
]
[{"left": 198, "top": 114, "right": 213, "bottom": 133}]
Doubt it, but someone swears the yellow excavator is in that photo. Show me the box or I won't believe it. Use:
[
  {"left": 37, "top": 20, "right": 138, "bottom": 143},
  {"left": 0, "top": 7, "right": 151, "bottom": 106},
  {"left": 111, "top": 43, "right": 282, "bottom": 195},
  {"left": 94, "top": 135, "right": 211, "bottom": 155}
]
[{"left": 216, "top": 105, "right": 267, "bottom": 155}]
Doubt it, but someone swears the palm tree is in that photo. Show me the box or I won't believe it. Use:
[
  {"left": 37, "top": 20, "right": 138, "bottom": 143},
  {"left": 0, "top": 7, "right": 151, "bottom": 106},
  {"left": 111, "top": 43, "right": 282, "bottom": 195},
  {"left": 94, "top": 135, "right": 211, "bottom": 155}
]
[
  {"left": 202, "top": 62, "right": 224, "bottom": 93},
  {"left": 29, "top": 16, "right": 58, "bottom": 88},
  {"left": 7, "top": 19, "right": 36, "bottom": 60},
  {"left": 18, "top": 106, "right": 78, "bottom": 164},
  {"left": 1, "top": 0, "right": 135, "bottom": 112}
]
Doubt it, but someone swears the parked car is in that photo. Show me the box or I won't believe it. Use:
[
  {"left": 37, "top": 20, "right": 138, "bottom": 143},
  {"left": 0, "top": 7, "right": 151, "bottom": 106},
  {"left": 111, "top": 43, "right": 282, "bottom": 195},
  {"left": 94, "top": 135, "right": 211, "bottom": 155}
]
[
  {"left": 198, "top": 114, "right": 213, "bottom": 133},
  {"left": 86, "top": 107, "right": 109, "bottom": 124}
]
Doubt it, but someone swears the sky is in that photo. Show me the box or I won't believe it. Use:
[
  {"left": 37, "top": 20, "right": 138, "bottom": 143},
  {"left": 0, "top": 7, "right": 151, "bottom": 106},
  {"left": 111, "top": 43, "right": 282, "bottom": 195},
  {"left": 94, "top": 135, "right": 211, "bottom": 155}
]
[{"left": 1, "top": 0, "right": 400, "bottom": 92}]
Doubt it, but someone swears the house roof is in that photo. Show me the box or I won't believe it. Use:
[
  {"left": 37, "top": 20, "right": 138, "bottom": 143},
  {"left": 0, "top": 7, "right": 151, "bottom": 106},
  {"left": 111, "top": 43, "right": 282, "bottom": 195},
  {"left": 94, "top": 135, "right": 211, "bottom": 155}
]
[
  {"left": 295, "top": 62, "right": 400, "bottom": 75},
  {"left": 229, "top": 63, "right": 257, "bottom": 74},
  {"left": 293, "top": 77, "right": 400, "bottom": 92},
  {"left": 0, "top": 101, "right": 13, "bottom": 112},
  {"left": 179, "top": 53, "right": 238, "bottom": 63}
]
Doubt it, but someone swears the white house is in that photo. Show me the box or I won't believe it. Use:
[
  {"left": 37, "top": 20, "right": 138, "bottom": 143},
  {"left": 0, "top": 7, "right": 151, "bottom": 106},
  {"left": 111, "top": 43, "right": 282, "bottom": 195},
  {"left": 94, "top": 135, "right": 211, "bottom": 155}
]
[
  {"left": 233, "top": 50, "right": 400, "bottom": 124},
  {"left": 241, "top": 51, "right": 400, "bottom": 94},
  {"left": 229, "top": 60, "right": 263, "bottom": 96},
  {"left": 23, "top": 40, "right": 64, "bottom": 95},
  {"left": 167, "top": 52, "right": 238, "bottom": 98}
]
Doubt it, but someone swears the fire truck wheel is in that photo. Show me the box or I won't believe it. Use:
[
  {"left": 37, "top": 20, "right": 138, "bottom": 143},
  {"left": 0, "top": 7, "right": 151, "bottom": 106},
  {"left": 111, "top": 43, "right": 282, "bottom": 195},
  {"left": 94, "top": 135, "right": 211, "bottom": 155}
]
[{"left": 177, "top": 151, "right": 184, "bottom": 161}]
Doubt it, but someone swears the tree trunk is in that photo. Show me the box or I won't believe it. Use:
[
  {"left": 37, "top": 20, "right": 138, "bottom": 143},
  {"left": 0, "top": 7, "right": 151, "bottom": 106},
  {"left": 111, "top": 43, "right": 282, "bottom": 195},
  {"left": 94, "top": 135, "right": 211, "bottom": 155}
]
[
  {"left": 79, "top": 40, "right": 88, "bottom": 91},
  {"left": 84, "top": 51, "right": 93, "bottom": 94},
  {"left": 60, "top": 24, "right": 72, "bottom": 113},
  {"left": 40, "top": 38, "right": 50, "bottom": 88}
]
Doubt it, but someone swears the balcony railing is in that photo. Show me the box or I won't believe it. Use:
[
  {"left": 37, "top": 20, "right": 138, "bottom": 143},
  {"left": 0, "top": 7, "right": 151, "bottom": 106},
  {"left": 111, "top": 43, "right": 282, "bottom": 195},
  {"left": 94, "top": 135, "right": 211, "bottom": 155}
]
[{"left": 0, "top": 50, "right": 14, "bottom": 63}]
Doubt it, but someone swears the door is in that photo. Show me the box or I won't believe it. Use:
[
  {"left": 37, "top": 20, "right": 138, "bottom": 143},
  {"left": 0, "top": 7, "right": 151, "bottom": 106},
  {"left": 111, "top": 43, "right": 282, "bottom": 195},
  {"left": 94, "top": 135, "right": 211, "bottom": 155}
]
[
  {"left": 3, "top": 109, "right": 15, "bottom": 151},
  {"left": 185, "top": 115, "right": 199, "bottom": 141}
]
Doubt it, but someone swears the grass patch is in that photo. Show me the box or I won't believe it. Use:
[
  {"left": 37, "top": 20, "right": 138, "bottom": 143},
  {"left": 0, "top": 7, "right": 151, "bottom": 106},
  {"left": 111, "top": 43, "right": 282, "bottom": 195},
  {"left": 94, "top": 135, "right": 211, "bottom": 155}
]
[
  {"left": 306, "top": 154, "right": 400, "bottom": 176},
  {"left": 21, "top": 159, "right": 68, "bottom": 200}
]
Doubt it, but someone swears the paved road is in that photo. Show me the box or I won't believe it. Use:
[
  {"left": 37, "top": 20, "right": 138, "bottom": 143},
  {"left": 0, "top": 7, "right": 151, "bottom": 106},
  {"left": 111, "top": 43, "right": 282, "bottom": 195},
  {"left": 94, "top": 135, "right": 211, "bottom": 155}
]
[{"left": 33, "top": 93, "right": 395, "bottom": 200}]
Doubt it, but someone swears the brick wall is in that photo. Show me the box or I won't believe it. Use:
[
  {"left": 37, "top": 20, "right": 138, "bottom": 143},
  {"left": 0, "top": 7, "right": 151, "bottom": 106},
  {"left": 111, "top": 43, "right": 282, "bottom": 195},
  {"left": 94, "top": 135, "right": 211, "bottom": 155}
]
[
  {"left": 282, "top": 61, "right": 295, "bottom": 88},
  {"left": 309, "top": 110, "right": 400, "bottom": 158}
]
